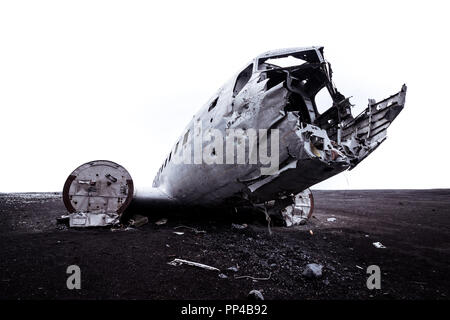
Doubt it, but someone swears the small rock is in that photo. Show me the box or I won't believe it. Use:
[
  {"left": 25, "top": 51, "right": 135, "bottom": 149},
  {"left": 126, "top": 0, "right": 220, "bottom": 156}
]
[
  {"left": 248, "top": 290, "right": 264, "bottom": 300},
  {"left": 303, "top": 263, "right": 323, "bottom": 278},
  {"left": 373, "top": 242, "right": 386, "bottom": 249},
  {"left": 218, "top": 273, "right": 228, "bottom": 279},
  {"left": 327, "top": 217, "right": 336, "bottom": 222},
  {"left": 227, "top": 266, "right": 239, "bottom": 272},
  {"left": 129, "top": 214, "right": 148, "bottom": 227}
]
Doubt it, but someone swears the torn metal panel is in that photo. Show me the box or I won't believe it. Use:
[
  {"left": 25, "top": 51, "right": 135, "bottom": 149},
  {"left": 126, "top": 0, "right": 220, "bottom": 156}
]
[{"left": 265, "top": 188, "right": 314, "bottom": 227}]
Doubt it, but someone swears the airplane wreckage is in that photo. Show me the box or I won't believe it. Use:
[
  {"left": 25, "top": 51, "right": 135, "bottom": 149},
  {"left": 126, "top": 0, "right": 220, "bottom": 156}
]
[{"left": 62, "top": 47, "right": 407, "bottom": 228}]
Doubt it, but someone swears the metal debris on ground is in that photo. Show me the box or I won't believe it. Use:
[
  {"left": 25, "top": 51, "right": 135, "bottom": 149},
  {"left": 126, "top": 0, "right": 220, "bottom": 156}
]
[
  {"left": 155, "top": 218, "right": 168, "bottom": 225},
  {"left": 129, "top": 214, "right": 148, "bottom": 227},
  {"left": 173, "top": 232, "right": 184, "bottom": 235},
  {"left": 248, "top": 290, "right": 264, "bottom": 301},
  {"left": 231, "top": 223, "right": 248, "bottom": 230},
  {"left": 167, "top": 258, "right": 220, "bottom": 272},
  {"left": 234, "top": 273, "right": 272, "bottom": 281},
  {"left": 327, "top": 217, "right": 337, "bottom": 222},
  {"left": 373, "top": 242, "right": 386, "bottom": 249},
  {"left": 227, "top": 266, "right": 239, "bottom": 272},
  {"left": 111, "top": 226, "right": 136, "bottom": 232},
  {"left": 174, "top": 225, "right": 206, "bottom": 234},
  {"left": 218, "top": 273, "right": 228, "bottom": 279},
  {"left": 303, "top": 263, "right": 323, "bottom": 278}
]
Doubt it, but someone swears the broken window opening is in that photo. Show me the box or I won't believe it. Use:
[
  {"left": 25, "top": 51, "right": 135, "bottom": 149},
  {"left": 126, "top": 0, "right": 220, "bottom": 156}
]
[
  {"left": 233, "top": 63, "right": 253, "bottom": 97},
  {"left": 257, "top": 49, "right": 320, "bottom": 71},
  {"left": 208, "top": 96, "right": 219, "bottom": 112},
  {"left": 314, "top": 86, "right": 334, "bottom": 115},
  {"left": 261, "top": 69, "right": 287, "bottom": 90},
  {"left": 285, "top": 92, "right": 313, "bottom": 124},
  {"left": 183, "top": 129, "right": 190, "bottom": 145},
  {"left": 263, "top": 56, "right": 308, "bottom": 69}
]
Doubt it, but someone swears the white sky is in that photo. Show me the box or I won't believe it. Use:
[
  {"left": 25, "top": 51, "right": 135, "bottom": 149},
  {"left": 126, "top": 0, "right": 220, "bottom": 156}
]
[{"left": 1, "top": 0, "right": 449, "bottom": 192}]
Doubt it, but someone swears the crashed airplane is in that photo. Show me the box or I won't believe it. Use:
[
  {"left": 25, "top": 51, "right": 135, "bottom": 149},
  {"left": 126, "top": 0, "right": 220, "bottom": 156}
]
[{"left": 62, "top": 47, "right": 407, "bottom": 227}]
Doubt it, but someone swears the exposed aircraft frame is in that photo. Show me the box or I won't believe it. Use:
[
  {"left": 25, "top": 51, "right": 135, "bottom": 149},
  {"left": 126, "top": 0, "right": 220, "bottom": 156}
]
[{"left": 62, "top": 47, "right": 407, "bottom": 227}]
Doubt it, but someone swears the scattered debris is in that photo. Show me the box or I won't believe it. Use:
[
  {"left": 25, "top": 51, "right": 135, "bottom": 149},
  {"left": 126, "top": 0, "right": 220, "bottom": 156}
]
[
  {"left": 155, "top": 218, "right": 168, "bottom": 225},
  {"left": 373, "top": 242, "right": 386, "bottom": 249},
  {"left": 111, "top": 226, "right": 136, "bottom": 232},
  {"left": 231, "top": 223, "right": 248, "bottom": 230},
  {"left": 174, "top": 225, "right": 206, "bottom": 234},
  {"left": 309, "top": 230, "right": 314, "bottom": 235},
  {"left": 167, "top": 259, "right": 220, "bottom": 272},
  {"left": 218, "top": 273, "right": 228, "bottom": 279},
  {"left": 227, "top": 266, "right": 239, "bottom": 272},
  {"left": 129, "top": 214, "right": 148, "bottom": 227},
  {"left": 356, "top": 265, "right": 364, "bottom": 270},
  {"left": 173, "top": 232, "right": 184, "bottom": 236},
  {"left": 327, "top": 217, "right": 337, "bottom": 222},
  {"left": 303, "top": 263, "right": 323, "bottom": 278},
  {"left": 264, "top": 210, "right": 272, "bottom": 236},
  {"left": 234, "top": 273, "right": 271, "bottom": 281},
  {"left": 248, "top": 290, "right": 264, "bottom": 300}
]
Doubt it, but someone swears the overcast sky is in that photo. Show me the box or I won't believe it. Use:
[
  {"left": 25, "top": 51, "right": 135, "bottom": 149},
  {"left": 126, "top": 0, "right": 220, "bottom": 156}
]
[{"left": 1, "top": 0, "right": 449, "bottom": 192}]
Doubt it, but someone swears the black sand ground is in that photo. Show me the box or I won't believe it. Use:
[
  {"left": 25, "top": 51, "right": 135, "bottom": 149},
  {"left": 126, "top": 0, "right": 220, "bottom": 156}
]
[{"left": 0, "top": 190, "right": 449, "bottom": 300}]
